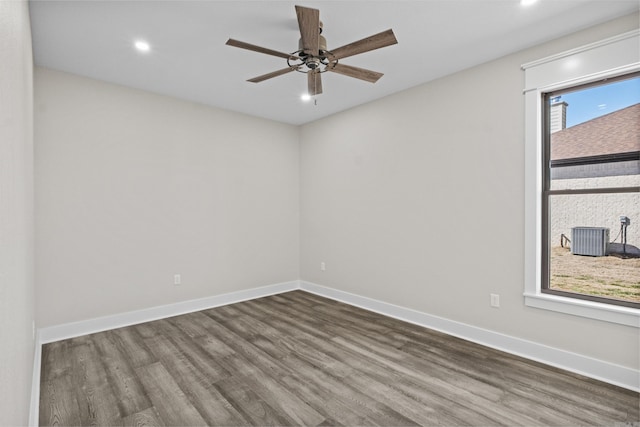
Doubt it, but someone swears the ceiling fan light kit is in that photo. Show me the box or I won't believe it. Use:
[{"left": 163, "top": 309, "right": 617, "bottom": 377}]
[{"left": 226, "top": 5, "right": 398, "bottom": 96}]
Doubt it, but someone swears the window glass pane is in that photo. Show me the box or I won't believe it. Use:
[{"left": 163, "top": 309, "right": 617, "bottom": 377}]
[
  {"left": 548, "top": 77, "right": 640, "bottom": 191},
  {"left": 548, "top": 193, "right": 640, "bottom": 304}
]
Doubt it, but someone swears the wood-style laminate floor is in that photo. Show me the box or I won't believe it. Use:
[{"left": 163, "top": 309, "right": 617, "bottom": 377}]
[{"left": 40, "top": 290, "right": 639, "bottom": 426}]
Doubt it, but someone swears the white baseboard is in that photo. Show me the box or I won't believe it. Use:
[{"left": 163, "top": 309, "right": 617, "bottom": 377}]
[
  {"left": 38, "top": 281, "right": 299, "bottom": 344},
  {"left": 29, "top": 330, "right": 42, "bottom": 427},
  {"left": 300, "top": 281, "right": 640, "bottom": 392}
]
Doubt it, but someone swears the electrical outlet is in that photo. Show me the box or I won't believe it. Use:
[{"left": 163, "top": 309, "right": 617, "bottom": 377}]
[
  {"left": 490, "top": 293, "right": 500, "bottom": 308},
  {"left": 174, "top": 274, "right": 181, "bottom": 286},
  {"left": 320, "top": 262, "right": 326, "bottom": 271}
]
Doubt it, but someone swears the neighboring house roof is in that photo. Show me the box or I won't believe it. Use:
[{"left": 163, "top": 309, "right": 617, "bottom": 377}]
[{"left": 551, "top": 103, "right": 640, "bottom": 162}]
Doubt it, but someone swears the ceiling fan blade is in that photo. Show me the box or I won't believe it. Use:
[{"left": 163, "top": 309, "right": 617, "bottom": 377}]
[
  {"left": 226, "top": 39, "right": 297, "bottom": 60},
  {"left": 247, "top": 67, "right": 297, "bottom": 83},
  {"left": 307, "top": 70, "right": 323, "bottom": 96},
  {"left": 328, "top": 63, "right": 384, "bottom": 83},
  {"left": 295, "top": 5, "right": 320, "bottom": 57},
  {"left": 330, "top": 29, "right": 398, "bottom": 60}
]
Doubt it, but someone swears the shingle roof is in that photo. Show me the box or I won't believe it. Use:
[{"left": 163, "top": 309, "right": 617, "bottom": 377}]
[{"left": 550, "top": 103, "right": 640, "bottom": 160}]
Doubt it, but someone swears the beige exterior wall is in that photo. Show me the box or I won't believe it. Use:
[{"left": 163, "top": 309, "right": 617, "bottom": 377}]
[{"left": 550, "top": 175, "right": 640, "bottom": 250}]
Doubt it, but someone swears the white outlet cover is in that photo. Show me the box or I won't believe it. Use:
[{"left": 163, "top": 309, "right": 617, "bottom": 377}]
[{"left": 490, "top": 294, "right": 500, "bottom": 308}]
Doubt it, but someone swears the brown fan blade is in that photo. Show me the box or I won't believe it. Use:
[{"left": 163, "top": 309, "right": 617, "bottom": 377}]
[
  {"left": 226, "top": 39, "right": 297, "bottom": 60},
  {"left": 295, "top": 5, "right": 320, "bottom": 57},
  {"left": 330, "top": 29, "right": 397, "bottom": 60},
  {"left": 307, "top": 70, "right": 323, "bottom": 95},
  {"left": 247, "top": 67, "right": 297, "bottom": 83},
  {"left": 327, "top": 63, "right": 384, "bottom": 83}
]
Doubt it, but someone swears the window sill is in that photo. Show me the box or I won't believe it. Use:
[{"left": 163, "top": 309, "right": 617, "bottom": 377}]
[{"left": 524, "top": 292, "right": 640, "bottom": 327}]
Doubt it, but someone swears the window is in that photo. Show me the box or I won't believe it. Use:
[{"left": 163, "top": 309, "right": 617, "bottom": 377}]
[
  {"left": 541, "top": 74, "right": 639, "bottom": 308},
  {"left": 522, "top": 29, "right": 640, "bottom": 326}
]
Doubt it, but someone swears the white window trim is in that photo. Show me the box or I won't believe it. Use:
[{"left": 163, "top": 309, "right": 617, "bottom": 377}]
[{"left": 522, "top": 30, "right": 640, "bottom": 328}]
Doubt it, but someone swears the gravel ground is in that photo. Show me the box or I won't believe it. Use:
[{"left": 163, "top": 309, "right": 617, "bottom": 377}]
[{"left": 550, "top": 246, "right": 640, "bottom": 302}]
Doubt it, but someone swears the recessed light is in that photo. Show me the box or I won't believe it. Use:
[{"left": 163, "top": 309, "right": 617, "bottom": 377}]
[
  {"left": 301, "top": 94, "right": 311, "bottom": 101},
  {"left": 563, "top": 58, "right": 580, "bottom": 70},
  {"left": 134, "top": 40, "right": 151, "bottom": 53},
  {"left": 521, "top": 0, "right": 538, "bottom": 6}
]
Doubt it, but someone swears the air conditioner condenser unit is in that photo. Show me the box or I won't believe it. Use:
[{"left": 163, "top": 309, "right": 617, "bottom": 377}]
[{"left": 571, "top": 227, "right": 609, "bottom": 257}]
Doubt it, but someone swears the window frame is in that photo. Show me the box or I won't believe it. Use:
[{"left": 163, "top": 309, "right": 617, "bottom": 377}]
[
  {"left": 540, "top": 74, "right": 640, "bottom": 309},
  {"left": 522, "top": 29, "right": 640, "bottom": 327}
]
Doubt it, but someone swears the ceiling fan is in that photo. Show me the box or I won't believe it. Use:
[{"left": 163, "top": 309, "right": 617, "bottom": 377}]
[{"left": 225, "top": 5, "right": 398, "bottom": 96}]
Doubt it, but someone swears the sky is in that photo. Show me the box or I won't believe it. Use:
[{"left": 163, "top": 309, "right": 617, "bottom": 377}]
[{"left": 553, "top": 76, "right": 640, "bottom": 128}]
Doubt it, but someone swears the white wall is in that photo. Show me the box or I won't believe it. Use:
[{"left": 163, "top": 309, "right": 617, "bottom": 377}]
[
  {"left": 35, "top": 68, "right": 300, "bottom": 327},
  {"left": 300, "top": 13, "right": 640, "bottom": 370},
  {"left": 0, "top": 1, "right": 35, "bottom": 424}
]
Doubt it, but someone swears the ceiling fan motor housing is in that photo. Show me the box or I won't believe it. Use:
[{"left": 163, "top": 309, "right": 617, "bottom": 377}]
[{"left": 298, "top": 34, "right": 328, "bottom": 57}]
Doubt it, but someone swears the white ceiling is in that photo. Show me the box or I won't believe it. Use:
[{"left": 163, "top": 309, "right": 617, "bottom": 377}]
[{"left": 30, "top": 0, "right": 639, "bottom": 125}]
